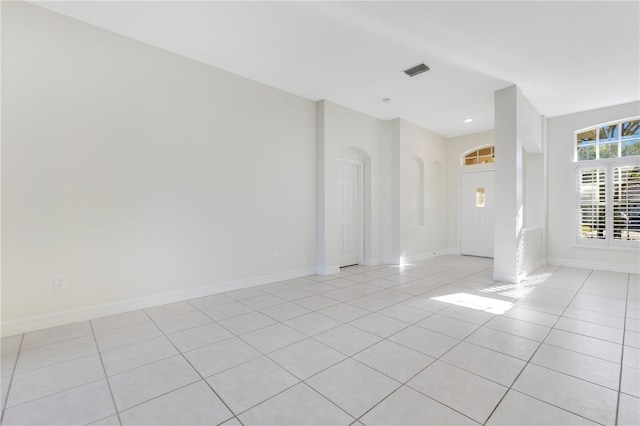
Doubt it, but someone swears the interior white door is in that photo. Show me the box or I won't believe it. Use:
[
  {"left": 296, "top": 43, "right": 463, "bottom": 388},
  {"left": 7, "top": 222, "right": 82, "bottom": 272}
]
[
  {"left": 338, "top": 160, "right": 360, "bottom": 267},
  {"left": 460, "top": 171, "right": 495, "bottom": 257}
]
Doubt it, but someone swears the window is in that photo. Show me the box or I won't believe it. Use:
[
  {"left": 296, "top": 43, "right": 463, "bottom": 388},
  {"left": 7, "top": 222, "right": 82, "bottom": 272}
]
[
  {"left": 464, "top": 146, "right": 495, "bottom": 165},
  {"left": 575, "top": 117, "right": 640, "bottom": 248}
]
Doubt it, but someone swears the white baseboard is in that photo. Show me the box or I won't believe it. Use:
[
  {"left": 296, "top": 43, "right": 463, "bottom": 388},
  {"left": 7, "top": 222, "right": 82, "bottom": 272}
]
[
  {"left": 1, "top": 267, "right": 316, "bottom": 337},
  {"left": 522, "top": 259, "right": 547, "bottom": 276},
  {"left": 492, "top": 271, "right": 522, "bottom": 283},
  {"left": 546, "top": 257, "right": 640, "bottom": 274},
  {"left": 405, "top": 249, "right": 451, "bottom": 263},
  {"left": 316, "top": 265, "right": 339, "bottom": 276}
]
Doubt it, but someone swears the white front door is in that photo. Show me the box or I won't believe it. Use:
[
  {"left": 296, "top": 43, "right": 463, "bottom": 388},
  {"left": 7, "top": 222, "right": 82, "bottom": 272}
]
[
  {"left": 338, "top": 160, "right": 360, "bottom": 267},
  {"left": 460, "top": 171, "right": 495, "bottom": 257}
]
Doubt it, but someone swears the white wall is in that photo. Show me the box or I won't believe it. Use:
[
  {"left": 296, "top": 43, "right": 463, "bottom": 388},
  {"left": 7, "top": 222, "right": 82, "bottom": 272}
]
[
  {"left": 546, "top": 101, "right": 640, "bottom": 272},
  {"left": 446, "top": 130, "right": 495, "bottom": 253},
  {"left": 316, "top": 101, "right": 388, "bottom": 272},
  {"left": 2, "top": 2, "right": 318, "bottom": 331},
  {"left": 398, "top": 120, "right": 448, "bottom": 261}
]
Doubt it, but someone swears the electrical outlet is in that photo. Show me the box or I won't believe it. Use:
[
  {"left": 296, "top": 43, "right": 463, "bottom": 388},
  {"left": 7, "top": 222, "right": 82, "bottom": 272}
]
[
  {"left": 53, "top": 276, "right": 68, "bottom": 290},
  {"left": 274, "top": 251, "right": 280, "bottom": 260}
]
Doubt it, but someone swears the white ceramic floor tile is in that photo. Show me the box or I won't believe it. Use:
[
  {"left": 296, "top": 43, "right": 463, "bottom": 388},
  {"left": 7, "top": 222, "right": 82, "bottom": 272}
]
[
  {"left": 531, "top": 343, "right": 620, "bottom": 390},
  {"left": 400, "top": 296, "right": 449, "bottom": 313},
  {"left": 259, "top": 302, "right": 311, "bottom": 321},
  {"left": 388, "top": 325, "right": 459, "bottom": 358},
  {"left": 626, "top": 330, "right": 640, "bottom": 348},
  {"left": 240, "top": 323, "right": 306, "bottom": 353},
  {"left": 241, "top": 294, "right": 287, "bottom": 310},
  {"left": 501, "top": 306, "right": 559, "bottom": 327},
  {"left": 239, "top": 383, "right": 353, "bottom": 426},
  {"left": 512, "top": 363, "right": 618, "bottom": 425},
  {"left": 562, "top": 307, "right": 625, "bottom": 329},
  {"left": 515, "top": 299, "right": 567, "bottom": 316},
  {"left": 21, "top": 321, "right": 92, "bottom": 350},
  {"left": 270, "top": 338, "right": 346, "bottom": 380},
  {"left": 323, "top": 289, "right": 363, "bottom": 302},
  {"left": 306, "top": 358, "right": 400, "bottom": 418},
  {"left": 2, "top": 379, "right": 115, "bottom": 426},
  {"left": 314, "top": 324, "right": 381, "bottom": 356},
  {"left": 354, "top": 340, "right": 434, "bottom": 382},
  {"left": 554, "top": 317, "right": 624, "bottom": 344},
  {"left": 484, "top": 316, "right": 551, "bottom": 341},
  {"left": 219, "top": 311, "right": 276, "bottom": 335},
  {"left": 152, "top": 310, "right": 213, "bottom": 334},
  {"left": 377, "top": 304, "right": 432, "bottom": 323},
  {"left": 408, "top": 360, "right": 507, "bottom": 423},
  {"left": 318, "top": 303, "right": 370, "bottom": 323},
  {"left": 15, "top": 335, "right": 97, "bottom": 374},
  {"left": 144, "top": 302, "right": 197, "bottom": 320},
  {"left": 91, "top": 310, "right": 150, "bottom": 334},
  {"left": 465, "top": 327, "right": 540, "bottom": 360},
  {"left": 360, "top": 385, "right": 477, "bottom": 426},
  {"left": 2, "top": 378, "right": 11, "bottom": 410},
  {"left": 219, "top": 417, "right": 242, "bottom": 426},
  {"left": 543, "top": 329, "right": 622, "bottom": 363},
  {"left": 94, "top": 321, "right": 163, "bottom": 351},
  {"left": 183, "top": 337, "right": 261, "bottom": 377},
  {"left": 167, "top": 322, "right": 233, "bottom": 353},
  {"left": 86, "top": 414, "right": 121, "bottom": 425},
  {"left": 1, "top": 335, "right": 23, "bottom": 356},
  {"left": 441, "top": 342, "right": 525, "bottom": 386},
  {"left": 1, "top": 351, "right": 18, "bottom": 378},
  {"left": 295, "top": 295, "right": 341, "bottom": 311},
  {"left": 225, "top": 287, "right": 266, "bottom": 301},
  {"left": 272, "top": 287, "right": 315, "bottom": 302},
  {"left": 621, "top": 365, "right": 640, "bottom": 397},
  {"left": 200, "top": 301, "right": 254, "bottom": 321},
  {"left": 346, "top": 295, "right": 394, "bottom": 311},
  {"left": 370, "top": 289, "right": 413, "bottom": 303},
  {"left": 618, "top": 393, "right": 640, "bottom": 426},
  {"left": 624, "top": 345, "right": 640, "bottom": 368},
  {"left": 349, "top": 313, "right": 409, "bottom": 338},
  {"left": 101, "top": 336, "right": 178, "bottom": 376},
  {"left": 416, "top": 314, "right": 480, "bottom": 339},
  {"left": 188, "top": 293, "right": 235, "bottom": 310},
  {"left": 284, "top": 312, "right": 342, "bottom": 336},
  {"left": 486, "top": 390, "right": 597, "bottom": 425},
  {"left": 207, "top": 356, "right": 299, "bottom": 413},
  {"left": 7, "top": 354, "right": 105, "bottom": 408},
  {"left": 108, "top": 355, "right": 200, "bottom": 411},
  {"left": 437, "top": 305, "right": 496, "bottom": 325},
  {"left": 119, "top": 380, "right": 233, "bottom": 425}
]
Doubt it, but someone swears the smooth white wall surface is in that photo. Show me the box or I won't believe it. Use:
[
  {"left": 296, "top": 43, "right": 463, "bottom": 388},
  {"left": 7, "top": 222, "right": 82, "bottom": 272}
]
[
  {"left": 398, "top": 120, "right": 448, "bottom": 261},
  {"left": 446, "top": 130, "right": 495, "bottom": 254},
  {"left": 546, "top": 101, "right": 640, "bottom": 272},
  {"left": 2, "top": 2, "right": 317, "bottom": 326}
]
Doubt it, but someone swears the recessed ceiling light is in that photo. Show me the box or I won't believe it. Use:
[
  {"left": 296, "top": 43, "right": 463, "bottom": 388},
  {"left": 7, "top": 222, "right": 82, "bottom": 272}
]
[
  {"left": 464, "top": 118, "right": 473, "bottom": 123},
  {"left": 382, "top": 98, "right": 391, "bottom": 103}
]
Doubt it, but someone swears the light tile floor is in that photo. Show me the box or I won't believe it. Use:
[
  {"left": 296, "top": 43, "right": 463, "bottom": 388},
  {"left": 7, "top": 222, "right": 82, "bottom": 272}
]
[{"left": 1, "top": 255, "right": 639, "bottom": 425}]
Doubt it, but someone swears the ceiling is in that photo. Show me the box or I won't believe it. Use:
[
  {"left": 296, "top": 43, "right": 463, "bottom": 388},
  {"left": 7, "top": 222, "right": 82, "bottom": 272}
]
[{"left": 32, "top": 1, "right": 640, "bottom": 138}]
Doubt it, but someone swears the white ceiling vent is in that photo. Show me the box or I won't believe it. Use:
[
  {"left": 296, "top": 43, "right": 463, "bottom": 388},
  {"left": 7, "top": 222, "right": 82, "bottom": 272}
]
[{"left": 403, "top": 63, "right": 430, "bottom": 77}]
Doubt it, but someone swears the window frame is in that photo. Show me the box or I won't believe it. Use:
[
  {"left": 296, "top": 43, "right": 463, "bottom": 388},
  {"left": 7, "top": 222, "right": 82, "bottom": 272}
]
[
  {"left": 575, "top": 116, "right": 640, "bottom": 162},
  {"left": 573, "top": 156, "right": 640, "bottom": 251}
]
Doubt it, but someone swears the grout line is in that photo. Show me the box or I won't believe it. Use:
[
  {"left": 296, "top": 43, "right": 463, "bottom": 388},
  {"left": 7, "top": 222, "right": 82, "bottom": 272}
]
[
  {"left": 89, "top": 321, "right": 123, "bottom": 426},
  {"left": 614, "top": 275, "right": 631, "bottom": 426},
  {"left": 0, "top": 333, "right": 25, "bottom": 421}
]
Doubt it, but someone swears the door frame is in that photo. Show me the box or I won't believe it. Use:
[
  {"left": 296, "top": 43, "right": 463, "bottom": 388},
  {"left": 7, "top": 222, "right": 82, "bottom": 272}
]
[
  {"left": 338, "top": 158, "right": 365, "bottom": 266},
  {"left": 458, "top": 166, "right": 495, "bottom": 256}
]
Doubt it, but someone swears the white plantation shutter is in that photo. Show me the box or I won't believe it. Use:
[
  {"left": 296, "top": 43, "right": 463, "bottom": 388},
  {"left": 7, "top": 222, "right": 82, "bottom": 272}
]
[
  {"left": 578, "top": 167, "right": 607, "bottom": 241},
  {"left": 613, "top": 165, "right": 640, "bottom": 242}
]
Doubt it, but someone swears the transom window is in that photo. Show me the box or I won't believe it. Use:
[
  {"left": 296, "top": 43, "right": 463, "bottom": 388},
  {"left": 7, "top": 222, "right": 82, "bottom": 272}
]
[
  {"left": 576, "top": 118, "right": 640, "bottom": 161},
  {"left": 574, "top": 117, "right": 640, "bottom": 248},
  {"left": 464, "top": 146, "right": 495, "bottom": 165}
]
